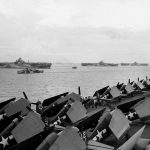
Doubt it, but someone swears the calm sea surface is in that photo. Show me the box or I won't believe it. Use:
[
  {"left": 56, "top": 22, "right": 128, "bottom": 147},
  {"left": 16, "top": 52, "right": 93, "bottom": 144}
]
[{"left": 0, "top": 64, "right": 150, "bottom": 103}]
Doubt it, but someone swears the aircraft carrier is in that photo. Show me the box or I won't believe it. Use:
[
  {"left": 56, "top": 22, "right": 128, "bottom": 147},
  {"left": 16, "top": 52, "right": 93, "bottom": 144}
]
[{"left": 0, "top": 58, "right": 52, "bottom": 69}]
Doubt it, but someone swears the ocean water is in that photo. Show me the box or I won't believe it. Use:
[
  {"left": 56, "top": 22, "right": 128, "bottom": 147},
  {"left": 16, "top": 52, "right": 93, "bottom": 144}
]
[{"left": 0, "top": 64, "right": 150, "bottom": 103}]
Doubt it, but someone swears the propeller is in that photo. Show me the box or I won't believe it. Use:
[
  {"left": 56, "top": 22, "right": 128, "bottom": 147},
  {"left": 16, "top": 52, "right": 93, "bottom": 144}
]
[
  {"left": 78, "top": 86, "right": 81, "bottom": 95},
  {"left": 23, "top": 91, "right": 28, "bottom": 100},
  {"left": 117, "top": 82, "right": 120, "bottom": 86},
  {"left": 128, "top": 79, "right": 130, "bottom": 83},
  {"left": 140, "top": 79, "right": 144, "bottom": 83}
]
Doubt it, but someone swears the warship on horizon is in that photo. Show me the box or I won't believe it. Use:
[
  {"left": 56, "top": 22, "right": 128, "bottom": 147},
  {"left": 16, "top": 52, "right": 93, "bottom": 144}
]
[{"left": 0, "top": 58, "right": 52, "bottom": 69}]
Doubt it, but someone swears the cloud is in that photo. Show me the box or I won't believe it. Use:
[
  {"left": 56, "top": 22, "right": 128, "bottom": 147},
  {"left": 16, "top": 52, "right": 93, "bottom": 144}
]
[
  {"left": 35, "top": 0, "right": 150, "bottom": 29},
  {"left": 0, "top": 0, "right": 150, "bottom": 62},
  {"left": 0, "top": 0, "right": 150, "bottom": 29}
]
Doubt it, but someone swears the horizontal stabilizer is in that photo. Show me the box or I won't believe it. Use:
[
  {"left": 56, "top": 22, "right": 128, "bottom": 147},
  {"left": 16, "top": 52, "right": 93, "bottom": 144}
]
[
  {"left": 67, "top": 100, "right": 87, "bottom": 123},
  {"left": 137, "top": 81, "right": 145, "bottom": 90},
  {"left": 36, "top": 132, "right": 58, "bottom": 150},
  {"left": 11, "top": 112, "right": 45, "bottom": 143},
  {"left": 117, "top": 125, "right": 145, "bottom": 150},
  {"left": 132, "top": 97, "right": 150, "bottom": 119},
  {"left": 49, "top": 126, "right": 86, "bottom": 150},
  {"left": 4, "top": 98, "right": 31, "bottom": 117},
  {"left": 125, "top": 83, "right": 134, "bottom": 94},
  {"left": 87, "top": 140, "right": 114, "bottom": 150},
  {"left": 110, "top": 86, "right": 121, "bottom": 98},
  {"left": 109, "top": 109, "right": 130, "bottom": 140}
]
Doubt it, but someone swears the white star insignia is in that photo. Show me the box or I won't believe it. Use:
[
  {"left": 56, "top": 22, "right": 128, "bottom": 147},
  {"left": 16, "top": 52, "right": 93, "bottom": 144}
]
[
  {"left": 57, "top": 116, "right": 61, "bottom": 122},
  {"left": 128, "top": 112, "right": 134, "bottom": 120},
  {"left": 54, "top": 117, "right": 61, "bottom": 125},
  {"left": 93, "top": 130, "right": 102, "bottom": 141},
  {"left": 96, "top": 130, "right": 103, "bottom": 139},
  {"left": 93, "top": 129, "right": 107, "bottom": 141},
  {"left": 0, "top": 136, "right": 9, "bottom": 149}
]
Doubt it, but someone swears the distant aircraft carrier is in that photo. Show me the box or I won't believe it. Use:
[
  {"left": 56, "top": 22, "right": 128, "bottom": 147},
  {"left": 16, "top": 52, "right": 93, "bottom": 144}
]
[
  {"left": 81, "top": 61, "right": 118, "bottom": 67},
  {"left": 0, "top": 58, "right": 52, "bottom": 69},
  {"left": 81, "top": 61, "right": 148, "bottom": 67},
  {"left": 121, "top": 62, "right": 148, "bottom": 66}
]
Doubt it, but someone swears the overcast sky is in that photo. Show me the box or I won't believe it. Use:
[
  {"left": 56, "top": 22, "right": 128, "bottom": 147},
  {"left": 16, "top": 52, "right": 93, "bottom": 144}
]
[{"left": 0, "top": 0, "right": 150, "bottom": 63}]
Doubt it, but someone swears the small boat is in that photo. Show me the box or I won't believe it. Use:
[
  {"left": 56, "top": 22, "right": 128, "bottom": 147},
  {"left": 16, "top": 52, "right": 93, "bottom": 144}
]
[
  {"left": 72, "top": 66, "right": 77, "bottom": 69},
  {"left": 17, "top": 68, "right": 44, "bottom": 74}
]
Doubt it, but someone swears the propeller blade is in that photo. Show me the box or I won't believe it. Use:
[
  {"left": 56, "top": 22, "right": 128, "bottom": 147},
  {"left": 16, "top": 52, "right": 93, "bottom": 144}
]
[
  {"left": 128, "top": 79, "right": 130, "bottom": 83},
  {"left": 23, "top": 91, "right": 28, "bottom": 100},
  {"left": 78, "top": 86, "right": 81, "bottom": 95}
]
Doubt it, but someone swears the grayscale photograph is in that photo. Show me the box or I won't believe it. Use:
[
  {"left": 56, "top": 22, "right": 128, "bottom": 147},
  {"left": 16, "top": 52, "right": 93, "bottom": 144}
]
[{"left": 0, "top": 0, "right": 150, "bottom": 149}]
